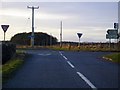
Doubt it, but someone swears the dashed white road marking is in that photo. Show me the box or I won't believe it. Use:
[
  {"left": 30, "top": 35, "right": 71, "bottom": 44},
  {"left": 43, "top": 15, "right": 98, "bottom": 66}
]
[
  {"left": 59, "top": 52, "right": 63, "bottom": 56},
  {"left": 76, "top": 72, "right": 97, "bottom": 89},
  {"left": 38, "top": 53, "right": 51, "bottom": 56},
  {"left": 59, "top": 51, "right": 97, "bottom": 89},
  {"left": 63, "top": 56, "right": 68, "bottom": 60},
  {"left": 67, "top": 61, "right": 75, "bottom": 68},
  {"left": 59, "top": 51, "right": 67, "bottom": 60},
  {"left": 46, "top": 53, "right": 51, "bottom": 55},
  {"left": 59, "top": 51, "right": 62, "bottom": 55}
]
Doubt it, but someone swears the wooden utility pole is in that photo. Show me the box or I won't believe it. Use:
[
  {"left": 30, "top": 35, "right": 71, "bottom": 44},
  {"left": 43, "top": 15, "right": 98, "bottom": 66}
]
[{"left": 27, "top": 6, "right": 39, "bottom": 48}]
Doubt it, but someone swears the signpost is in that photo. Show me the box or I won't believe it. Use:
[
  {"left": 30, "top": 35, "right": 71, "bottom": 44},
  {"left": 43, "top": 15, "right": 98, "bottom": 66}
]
[
  {"left": 77, "top": 33, "right": 83, "bottom": 48},
  {"left": 106, "top": 34, "right": 119, "bottom": 39},
  {"left": 106, "top": 28, "right": 119, "bottom": 49},
  {"left": 105, "top": 22, "right": 120, "bottom": 50},
  {"left": 107, "top": 29, "right": 118, "bottom": 35},
  {"left": 1, "top": 25, "right": 9, "bottom": 41}
]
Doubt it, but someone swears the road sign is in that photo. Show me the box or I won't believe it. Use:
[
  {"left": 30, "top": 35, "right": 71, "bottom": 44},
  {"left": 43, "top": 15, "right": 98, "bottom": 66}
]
[
  {"left": 1, "top": 25, "right": 9, "bottom": 32},
  {"left": 77, "top": 33, "right": 82, "bottom": 38},
  {"left": 114, "top": 23, "right": 119, "bottom": 29},
  {"left": 107, "top": 29, "right": 118, "bottom": 35},
  {"left": 106, "top": 34, "right": 119, "bottom": 39},
  {"left": 1, "top": 25, "right": 9, "bottom": 41}
]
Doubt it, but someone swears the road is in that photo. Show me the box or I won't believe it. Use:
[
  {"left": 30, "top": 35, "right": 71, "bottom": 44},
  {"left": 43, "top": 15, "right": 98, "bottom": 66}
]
[{"left": 3, "top": 49, "right": 119, "bottom": 88}]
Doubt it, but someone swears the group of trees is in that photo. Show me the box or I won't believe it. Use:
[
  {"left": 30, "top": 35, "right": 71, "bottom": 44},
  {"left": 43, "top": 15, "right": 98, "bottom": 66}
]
[{"left": 11, "top": 32, "right": 58, "bottom": 46}]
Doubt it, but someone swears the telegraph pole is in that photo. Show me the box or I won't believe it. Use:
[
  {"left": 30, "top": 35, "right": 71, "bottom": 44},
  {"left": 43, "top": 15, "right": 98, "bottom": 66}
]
[
  {"left": 27, "top": 6, "right": 39, "bottom": 48},
  {"left": 60, "top": 21, "right": 62, "bottom": 47},
  {"left": 50, "top": 33, "right": 52, "bottom": 46}
]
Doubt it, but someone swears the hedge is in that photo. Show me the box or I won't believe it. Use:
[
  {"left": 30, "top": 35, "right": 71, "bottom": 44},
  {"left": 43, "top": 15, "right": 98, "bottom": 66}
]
[{"left": 2, "top": 42, "right": 16, "bottom": 64}]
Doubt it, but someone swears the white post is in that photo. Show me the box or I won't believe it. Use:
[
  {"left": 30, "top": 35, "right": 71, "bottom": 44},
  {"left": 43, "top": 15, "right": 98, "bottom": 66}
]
[{"left": 60, "top": 21, "right": 62, "bottom": 47}]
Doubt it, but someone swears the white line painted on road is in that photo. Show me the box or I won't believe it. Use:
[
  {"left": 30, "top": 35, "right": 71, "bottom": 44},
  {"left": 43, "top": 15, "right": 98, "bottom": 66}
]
[
  {"left": 59, "top": 51, "right": 74, "bottom": 68},
  {"left": 63, "top": 56, "right": 68, "bottom": 60},
  {"left": 60, "top": 53, "right": 63, "bottom": 56},
  {"left": 59, "top": 51, "right": 97, "bottom": 89},
  {"left": 76, "top": 72, "right": 97, "bottom": 89},
  {"left": 38, "top": 53, "right": 51, "bottom": 56},
  {"left": 59, "top": 51, "right": 68, "bottom": 60},
  {"left": 67, "top": 61, "right": 75, "bottom": 68},
  {"left": 59, "top": 51, "right": 61, "bottom": 54},
  {"left": 46, "top": 53, "right": 51, "bottom": 55},
  {"left": 59, "top": 51, "right": 63, "bottom": 56}
]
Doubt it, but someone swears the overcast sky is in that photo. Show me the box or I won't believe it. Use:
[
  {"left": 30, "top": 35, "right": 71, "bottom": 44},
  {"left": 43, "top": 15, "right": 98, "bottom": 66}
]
[{"left": 0, "top": 2, "right": 118, "bottom": 42}]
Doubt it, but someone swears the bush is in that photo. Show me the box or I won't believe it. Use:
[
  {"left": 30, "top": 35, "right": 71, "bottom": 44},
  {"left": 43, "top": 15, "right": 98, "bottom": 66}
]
[{"left": 2, "top": 42, "right": 16, "bottom": 64}]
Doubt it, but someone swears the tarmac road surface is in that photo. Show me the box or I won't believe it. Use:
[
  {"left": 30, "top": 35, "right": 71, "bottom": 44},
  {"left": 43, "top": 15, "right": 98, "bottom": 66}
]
[{"left": 3, "top": 49, "right": 119, "bottom": 88}]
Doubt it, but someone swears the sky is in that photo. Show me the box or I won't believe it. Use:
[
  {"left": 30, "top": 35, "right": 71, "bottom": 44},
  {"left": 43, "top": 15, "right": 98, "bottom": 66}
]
[{"left": 0, "top": 1, "right": 118, "bottom": 42}]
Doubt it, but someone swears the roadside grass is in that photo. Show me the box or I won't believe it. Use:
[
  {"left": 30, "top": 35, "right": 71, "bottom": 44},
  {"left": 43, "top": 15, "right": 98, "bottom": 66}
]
[
  {"left": 49, "top": 46, "right": 119, "bottom": 52},
  {"left": 16, "top": 45, "right": 120, "bottom": 52},
  {"left": 2, "top": 50, "right": 27, "bottom": 83},
  {"left": 2, "top": 59, "right": 23, "bottom": 83},
  {"left": 104, "top": 53, "right": 120, "bottom": 63}
]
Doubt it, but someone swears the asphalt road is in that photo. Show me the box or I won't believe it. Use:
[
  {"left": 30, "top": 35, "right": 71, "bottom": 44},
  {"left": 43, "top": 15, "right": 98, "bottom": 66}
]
[{"left": 3, "top": 49, "right": 119, "bottom": 88}]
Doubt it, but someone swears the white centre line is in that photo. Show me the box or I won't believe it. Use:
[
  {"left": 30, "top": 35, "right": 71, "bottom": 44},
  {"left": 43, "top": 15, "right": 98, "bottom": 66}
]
[
  {"left": 76, "top": 72, "right": 97, "bottom": 89},
  {"left": 59, "top": 51, "right": 63, "bottom": 56},
  {"left": 67, "top": 61, "right": 75, "bottom": 68},
  {"left": 59, "top": 51, "right": 68, "bottom": 60},
  {"left": 59, "top": 51, "right": 96, "bottom": 89},
  {"left": 63, "top": 56, "right": 68, "bottom": 60}
]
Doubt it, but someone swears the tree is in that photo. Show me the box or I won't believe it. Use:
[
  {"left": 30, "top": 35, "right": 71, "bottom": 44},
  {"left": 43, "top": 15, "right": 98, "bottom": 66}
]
[{"left": 11, "top": 32, "right": 58, "bottom": 46}]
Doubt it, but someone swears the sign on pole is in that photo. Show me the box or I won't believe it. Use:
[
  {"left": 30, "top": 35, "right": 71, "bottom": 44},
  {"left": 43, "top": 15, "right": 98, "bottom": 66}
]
[
  {"left": 77, "top": 33, "right": 83, "bottom": 49},
  {"left": 106, "top": 27, "right": 119, "bottom": 49},
  {"left": 1, "top": 25, "right": 9, "bottom": 32},
  {"left": 106, "top": 34, "right": 119, "bottom": 39},
  {"left": 106, "top": 29, "right": 119, "bottom": 39},
  {"left": 107, "top": 29, "right": 118, "bottom": 35},
  {"left": 1, "top": 25, "right": 9, "bottom": 41},
  {"left": 77, "top": 33, "right": 82, "bottom": 38}
]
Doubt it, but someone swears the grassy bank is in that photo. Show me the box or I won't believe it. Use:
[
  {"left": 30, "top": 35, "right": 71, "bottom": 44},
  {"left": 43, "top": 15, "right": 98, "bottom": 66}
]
[
  {"left": 49, "top": 46, "right": 119, "bottom": 52},
  {"left": 103, "top": 53, "right": 120, "bottom": 63},
  {"left": 2, "top": 50, "right": 27, "bottom": 83},
  {"left": 16, "top": 45, "right": 120, "bottom": 52}
]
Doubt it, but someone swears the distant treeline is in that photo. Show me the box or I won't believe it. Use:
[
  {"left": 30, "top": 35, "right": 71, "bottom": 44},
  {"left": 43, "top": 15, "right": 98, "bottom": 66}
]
[{"left": 11, "top": 32, "right": 58, "bottom": 46}]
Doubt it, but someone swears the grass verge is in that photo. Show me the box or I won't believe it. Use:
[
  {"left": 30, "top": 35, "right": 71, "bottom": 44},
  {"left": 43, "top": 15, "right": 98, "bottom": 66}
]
[
  {"left": 48, "top": 46, "right": 119, "bottom": 52},
  {"left": 103, "top": 53, "right": 120, "bottom": 63},
  {"left": 2, "top": 51, "right": 27, "bottom": 83}
]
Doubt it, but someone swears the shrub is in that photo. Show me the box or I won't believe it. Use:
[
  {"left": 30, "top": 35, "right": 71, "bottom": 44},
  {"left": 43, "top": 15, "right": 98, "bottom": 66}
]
[{"left": 2, "top": 42, "right": 16, "bottom": 64}]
